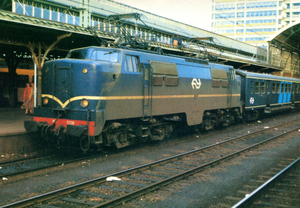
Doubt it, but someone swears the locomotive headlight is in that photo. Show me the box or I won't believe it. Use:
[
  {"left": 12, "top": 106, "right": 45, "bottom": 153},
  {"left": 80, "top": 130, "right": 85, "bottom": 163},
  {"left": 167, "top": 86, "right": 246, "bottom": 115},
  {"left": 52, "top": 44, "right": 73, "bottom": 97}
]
[
  {"left": 80, "top": 99, "right": 89, "bottom": 108},
  {"left": 43, "top": 98, "right": 49, "bottom": 105}
]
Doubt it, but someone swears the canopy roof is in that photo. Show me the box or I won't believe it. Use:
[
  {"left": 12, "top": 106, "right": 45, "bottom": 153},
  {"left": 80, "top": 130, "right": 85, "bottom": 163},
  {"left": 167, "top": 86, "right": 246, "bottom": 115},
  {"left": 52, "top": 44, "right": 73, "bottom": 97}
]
[{"left": 268, "top": 19, "right": 300, "bottom": 53}]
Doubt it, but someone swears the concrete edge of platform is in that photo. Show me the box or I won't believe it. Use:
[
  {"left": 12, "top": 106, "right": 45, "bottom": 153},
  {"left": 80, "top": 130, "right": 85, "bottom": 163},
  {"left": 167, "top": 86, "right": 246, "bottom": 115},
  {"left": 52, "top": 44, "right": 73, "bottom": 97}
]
[{"left": 0, "top": 132, "right": 40, "bottom": 156}]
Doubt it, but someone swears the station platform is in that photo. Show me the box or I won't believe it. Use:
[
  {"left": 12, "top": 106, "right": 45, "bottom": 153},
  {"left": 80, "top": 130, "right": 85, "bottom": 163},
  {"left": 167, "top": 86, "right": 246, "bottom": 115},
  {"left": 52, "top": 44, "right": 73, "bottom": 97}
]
[
  {"left": 0, "top": 107, "right": 33, "bottom": 136},
  {"left": 0, "top": 108, "right": 40, "bottom": 156}
]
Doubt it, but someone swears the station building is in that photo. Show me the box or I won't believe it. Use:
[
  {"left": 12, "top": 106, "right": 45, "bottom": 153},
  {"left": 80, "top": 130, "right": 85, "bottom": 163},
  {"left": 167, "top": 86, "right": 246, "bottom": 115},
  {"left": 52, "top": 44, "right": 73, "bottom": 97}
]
[{"left": 0, "top": 0, "right": 299, "bottom": 108}]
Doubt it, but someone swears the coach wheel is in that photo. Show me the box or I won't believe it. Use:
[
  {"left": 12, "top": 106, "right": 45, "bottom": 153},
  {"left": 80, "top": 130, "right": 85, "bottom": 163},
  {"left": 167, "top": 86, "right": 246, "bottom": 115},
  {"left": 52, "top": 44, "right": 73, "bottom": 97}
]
[
  {"left": 204, "top": 119, "right": 215, "bottom": 130},
  {"left": 80, "top": 135, "right": 90, "bottom": 152},
  {"left": 230, "top": 115, "right": 235, "bottom": 125},
  {"left": 252, "top": 110, "right": 260, "bottom": 120},
  {"left": 149, "top": 126, "right": 166, "bottom": 141}
]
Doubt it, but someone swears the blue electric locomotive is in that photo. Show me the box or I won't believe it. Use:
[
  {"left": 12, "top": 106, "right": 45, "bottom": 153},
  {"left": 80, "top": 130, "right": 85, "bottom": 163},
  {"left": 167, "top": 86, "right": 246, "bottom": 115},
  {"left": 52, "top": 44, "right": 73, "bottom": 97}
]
[
  {"left": 24, "top": 45, "right": 300, "bottom": 151},
  {"left": 25, "top": 46, "right": 242, "bottom": 151}
]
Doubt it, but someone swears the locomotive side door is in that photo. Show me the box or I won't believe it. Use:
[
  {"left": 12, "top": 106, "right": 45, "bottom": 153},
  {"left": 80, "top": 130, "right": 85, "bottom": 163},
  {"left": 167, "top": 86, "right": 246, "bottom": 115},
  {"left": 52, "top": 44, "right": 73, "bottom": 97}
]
[
  {"left": 142, "top": 63, "right": 152, "bottom": 118},
  {"left": 227, "top": 69, "right": 233, "bottom": 109},
  {"left": 55, "top": 65, "right": 71, "bottom": 109}
]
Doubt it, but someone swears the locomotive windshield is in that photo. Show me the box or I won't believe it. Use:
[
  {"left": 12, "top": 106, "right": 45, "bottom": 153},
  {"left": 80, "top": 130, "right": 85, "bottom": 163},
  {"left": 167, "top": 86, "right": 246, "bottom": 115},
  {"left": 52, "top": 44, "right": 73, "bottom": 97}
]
[
  {"left": 66, "top": 48, "right": 119, "bottom": 63},
  {"left": 90, "top": 50, "right": 119, "bottom": 63},
  {"left": 67, "top": 49, "right": 88, "bottom": 59}
]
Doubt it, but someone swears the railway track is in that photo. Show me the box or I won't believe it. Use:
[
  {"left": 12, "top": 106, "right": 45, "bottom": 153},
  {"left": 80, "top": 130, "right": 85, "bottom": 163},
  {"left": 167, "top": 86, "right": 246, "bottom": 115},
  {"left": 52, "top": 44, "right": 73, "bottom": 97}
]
[
  {"left": 0, "top": 153, "right": 99, "bottom": 179},
  {"left": 2, "top": 118, "right": 300, "bottom": 208},
  {"left": 0, "top": 155, "right": 54, "bottom": 178},
  {"left": 232, "top": 157, "right": 300, "bottom": 208},
  {"left": 0, "top": 155, "right": 51, "bottom": 167}
]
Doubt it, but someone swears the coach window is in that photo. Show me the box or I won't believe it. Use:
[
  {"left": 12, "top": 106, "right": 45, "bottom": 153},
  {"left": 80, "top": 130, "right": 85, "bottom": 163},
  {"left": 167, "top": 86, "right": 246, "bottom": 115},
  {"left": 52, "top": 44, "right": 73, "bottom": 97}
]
[
  {"left": 125, "top": 55, "right": 140, "bottom": 72},
  {"left": 250, "top": 81, "right": 254, "bottom": 94},
  {"left": 277, "top": 83, "right": 280, "bottom": 93},
  {"left": 255, "top": 81, "right": 260, "bottom": 94},
  {"left": 272, "top": 83, "right": 276, "bottom": 94},
  {"left": 295, "top": 84, "right": 298, "bottom": 93},
  {"left": 281, "top": 83, "right": 284, "bottom": 93},
  {"left": 289, "top": 84, "right": 292, "bottom": 93},
  {"left": 261, "top": 82, "right": 265, "bottom": 94}
]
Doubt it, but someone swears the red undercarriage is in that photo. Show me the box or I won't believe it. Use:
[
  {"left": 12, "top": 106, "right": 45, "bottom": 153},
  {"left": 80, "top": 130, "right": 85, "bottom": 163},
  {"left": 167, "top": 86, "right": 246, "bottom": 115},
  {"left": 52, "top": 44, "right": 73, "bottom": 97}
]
[{"left": 33, "top": 117, "right": 96, "bottom": 136}]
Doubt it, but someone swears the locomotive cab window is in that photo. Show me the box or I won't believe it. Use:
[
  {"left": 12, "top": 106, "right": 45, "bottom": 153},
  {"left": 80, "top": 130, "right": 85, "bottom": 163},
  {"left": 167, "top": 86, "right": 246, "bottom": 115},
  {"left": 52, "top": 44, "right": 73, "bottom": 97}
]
[
  {"left": 125, "top": 55, "right": 140, "bottom": 72},
  {"left": 67, "top": 50, "right": 88, "bottom": 59},
  {"left": 91, "top": 50, "right": 119, "bottom": 62}
]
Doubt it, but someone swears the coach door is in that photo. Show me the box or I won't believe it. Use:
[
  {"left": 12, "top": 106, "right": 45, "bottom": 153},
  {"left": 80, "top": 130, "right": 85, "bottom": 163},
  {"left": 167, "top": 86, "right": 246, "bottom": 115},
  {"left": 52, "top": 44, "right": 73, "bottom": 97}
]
[
  {"left": 279, "top": 82, "right": 292, "bottom": 104},
  {"left": 142, "top": 63, "right": 152, "bottom": 118},
  {"left": 291, "top": 83, "right": 296, "bottom": 103}
]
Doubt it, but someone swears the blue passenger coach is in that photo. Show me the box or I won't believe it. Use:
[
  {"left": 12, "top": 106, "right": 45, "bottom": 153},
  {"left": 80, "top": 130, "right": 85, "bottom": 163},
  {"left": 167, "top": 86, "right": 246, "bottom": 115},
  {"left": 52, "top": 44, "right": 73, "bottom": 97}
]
[{"left": 237, "top": 70, "right": 300, "bottom": 120}]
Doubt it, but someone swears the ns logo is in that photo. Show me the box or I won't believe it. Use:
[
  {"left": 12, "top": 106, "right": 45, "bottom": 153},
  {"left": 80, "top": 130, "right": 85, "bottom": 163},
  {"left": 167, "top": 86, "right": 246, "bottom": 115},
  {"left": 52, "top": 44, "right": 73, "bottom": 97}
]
[{"left": 191, "top": 78, "right": 201, "bottom": 89}]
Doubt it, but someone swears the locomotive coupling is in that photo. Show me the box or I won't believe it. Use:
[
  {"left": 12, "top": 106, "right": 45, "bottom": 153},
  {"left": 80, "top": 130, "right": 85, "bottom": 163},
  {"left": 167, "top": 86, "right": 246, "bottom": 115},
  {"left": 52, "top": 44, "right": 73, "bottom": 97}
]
[
  {"left": 24, "top": 120, "right": 87, "bottom": 138},
  {"left": 66, "top": 125, "right": 87, "bottom": 137}
]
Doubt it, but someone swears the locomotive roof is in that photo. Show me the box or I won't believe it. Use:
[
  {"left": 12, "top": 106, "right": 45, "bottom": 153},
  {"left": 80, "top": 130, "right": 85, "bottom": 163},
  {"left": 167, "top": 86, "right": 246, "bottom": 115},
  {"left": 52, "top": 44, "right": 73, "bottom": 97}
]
[
  {"left": 237, "top": 70, "right": 300, "bottom": 83},
  {"left": 67, "top": 45, "right": 211, "bottom": 64},
  {"left": 66, "top": 46, "right": 235, "bottom": 71}
]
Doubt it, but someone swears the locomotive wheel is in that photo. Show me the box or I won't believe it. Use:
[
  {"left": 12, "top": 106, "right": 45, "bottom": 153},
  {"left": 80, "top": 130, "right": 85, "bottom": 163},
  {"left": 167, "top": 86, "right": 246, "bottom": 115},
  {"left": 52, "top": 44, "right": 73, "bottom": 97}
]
[
  {"left": 204, "top": 119, "right": 215, "bottom": 130},
  {"left": 80, "top": 135, "right": 90, "bottom": 152},
  {"left": 149, "top": 126, "right": 166, "bottom": 141},
  {"left": 41, "top": 125, "right": 53, "bottom": 141}
]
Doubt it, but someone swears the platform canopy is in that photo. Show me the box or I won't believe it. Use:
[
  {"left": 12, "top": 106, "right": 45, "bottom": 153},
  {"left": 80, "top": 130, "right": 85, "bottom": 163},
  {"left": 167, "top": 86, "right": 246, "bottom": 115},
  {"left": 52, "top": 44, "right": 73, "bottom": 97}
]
[{"left": 268, "top": 19, "right": 300, "bottom": 54}]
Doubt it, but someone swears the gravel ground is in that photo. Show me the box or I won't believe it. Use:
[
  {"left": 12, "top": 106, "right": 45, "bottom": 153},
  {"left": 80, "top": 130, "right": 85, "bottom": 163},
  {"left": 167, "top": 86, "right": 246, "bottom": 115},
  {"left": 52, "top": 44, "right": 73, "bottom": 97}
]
[
  {"left": 121, "top": 130, "right": 300, "bottom": 208},
  {"left": 1, "top": 111, "right": 300, "bottom": 207}
]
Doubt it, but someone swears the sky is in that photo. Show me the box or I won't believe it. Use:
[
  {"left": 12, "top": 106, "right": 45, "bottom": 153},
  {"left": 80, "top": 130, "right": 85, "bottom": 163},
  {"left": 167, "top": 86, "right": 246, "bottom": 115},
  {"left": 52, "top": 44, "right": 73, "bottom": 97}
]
[{"left": 112, "top": 0, "right": 212, "bottom": 31}]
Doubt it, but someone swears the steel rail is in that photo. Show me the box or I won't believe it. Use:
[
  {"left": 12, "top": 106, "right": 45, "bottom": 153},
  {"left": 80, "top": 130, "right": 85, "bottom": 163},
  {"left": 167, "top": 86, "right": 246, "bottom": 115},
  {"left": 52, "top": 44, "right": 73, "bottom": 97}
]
[
  {"left": 232, "top": 157, "right": 300, "bottom": 208},
  {"left": 1, "top": 119, "right": 300, "bottom": 208},
  {"left": 0, "top": 155, "right": 53, "bottom": 166},
  {"left": 93, "top": 125, "right": 300, "bottom": 208},
  {"left": 0, "top": 154, "right": 101, "bottom": 179}
]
